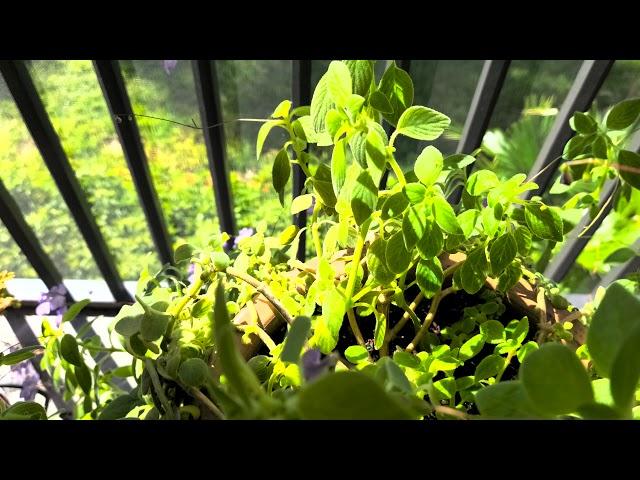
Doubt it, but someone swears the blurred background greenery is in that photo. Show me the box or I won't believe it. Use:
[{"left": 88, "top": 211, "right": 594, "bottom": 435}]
[{"left": 0, "top": 60, "right": 639, "bottom": 294}]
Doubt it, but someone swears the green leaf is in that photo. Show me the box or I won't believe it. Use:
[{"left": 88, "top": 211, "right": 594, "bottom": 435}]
[
  {"left": 345, "top": 345, "right": 369, "bottom": 364},
  {"left": 62, "top": 299, "right": 90, "bottom": 324},
  {"left": 179, "top": 358, "right": 210, "bottom": 388},
  {"left": 314, "top": 289, "right": 348, "bottom": 354},
  {"left": 369, "top": 90, "right": 393, "bottom": 114},
  {"left": 571, "top": 111, "right": 597, "bottom": 134},
  {"left": 272, "top": 148, "right": 291, "bottom": 207},
  {"left": 174, "top": 243, "right": 194, "bottom": 263},
  {"left": 524, "top": 202, "right": 563, "bottom": 242},
  {"left": 365, "top": 128, "right": 387, "bottom": 171},
  {"left": 592, "top": 134, "right": 608, "bottom": 159},
  {"left": 395, "top": 106, "right": 451, "bottom": 141},
  {"left": 610, "top": 322, "right": 640, "bottom": 414},
  {"left": 326, "top": 61, "right": 352, "bottom": 107},
  {"left": 562, "top": 134, "right": 593, "bottom": 160},
  {"left": 475, "top": 381, "right": 541, "bottom": 419},
  {"left": 385, "top": 231, "right": 411, "bottom": 274},
  {"left": 513, "top": 226, "right": 532, "bottom": 255},
  {"left": 506, "top": 317, "right": 529, "bottom": 345},
  {"left": 466, "top": 170, "right": 499, "bottom": 196},
  {"left": 381, "top": 192, "right": 408, "bottom": 220},
  {"left": 378, "top": 63, "right": 414, "bottom": 127},
  {"left": 414, "top": 146, "right": 443, "bottom": 187},
  {"left": 374, "top": 310, "right": 386, "bottom": 350},
  {"left": 298, "top": 371, "right": 415, "bottom": 419},
  {"left": 75, "top": 363, "right": 92, "bottom": 395},
  {"left": 402, "top": 204, "right": 427, "bottom": 250},
  {"left": 0, "top": 345, "right": 42, "bottom": 366},
  {"left": 480, "top": 320, "right": 505, "bottom": 344},
  {"left": 459, "top": 334, "right": 486, "bottom": 361},
  {"left": 520, "top": 343, "right": 593, "bottom": 415},
  {"left": 115, "top": 313, "right": 142, "bottom": 337},
  {"left": 618, "top": 150, "right": 640, "bottom": 190},
  {"left": 271, "top": 99, "right": 292, "bottom": 119},
  {"left": 138, "top": 301, "right": 171, "bottom": 342},
  {"left": 2, "top": 401, "right": 47, "bottom": 420},
  {"left": 489, "top": 232, "right": 517, "bottom": 276},
  {"left": 606, "top": 98, "right": 640, "bottom": 130},
  {"left": 588, "top": 281, "right": 640, "bottom": 377},
  {"left": 291, "top": 194, "right": 314, "bottom": 215},
  {"left": 460, "top": 247, "right": 488, "bottom": 294},
  {"left": 256, "top": 119, "right": 284, "bottom": 159},
  {"left": 367, "top": 238, "right": 395, "bottom": 284},
  {"left": 351, "top": 170, "right": 378, "bottom": 225},
  {"left": 457, "top": 209, "right": 480, "bottom": 239},
  {"left": 313, "top": 164, "right": 337, "bottom": 208},
  {"left": 474, "top": 354, "right": 505, "bottom": 381},
  {"left": 98, "top": 394, "right": 142, "bottom": 420},
  {"left": 60, "top": 334, "right": 83, "bottom": 367},
  {"left": 377, "top": 357, "right": 413, "bottom": 394},
  {"left": 403, "top": 183, "right": 427, "bottom": 204},
  {"left": 344, "top": 60, "right": 373, "bottom": 97},
  {"left": 497, "top": 263, "right": 521, "bottom": 293},
  {"left": 281, "top": 316, "right": 312, "bottom": 364},
  {"left": 310, "top": 75, "right": 334, "bottom": 134},
  {"left": 432, "top": 196, "right": 462, "bottom": 235},
  {"left": 325, "top": 109, "right": 343, "bottom": 139},
  {"left": 416, "top": 257, "right": 443, "bottom": 299},
  {"left": 331, "top": 139, "right": 347, "bottom": 197},
  {"left": 577, "top": 403, "right": 622, "bottom": 419}
]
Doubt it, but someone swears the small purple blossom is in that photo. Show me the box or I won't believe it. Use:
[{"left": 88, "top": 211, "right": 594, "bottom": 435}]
[
  {"left": 301, "top": 349, "right": 336, "bottom": 382},
  {"left": 187, "top": 263, "right": 196, "bottom": 284},
  {"left": 233, "top": 227, "right": 255, "bottom": 249},
  {"left": 306, "top": 196, "right": 316, "bottom": 215},
  {"left": 8, "top": 354, "right": 41, "bottom": 401},
  {"left": 163, "top": 60, "right": 178, "bottom": 75},
  {"left": 35, "top": 284, "right": 68, "bottom": 327}
]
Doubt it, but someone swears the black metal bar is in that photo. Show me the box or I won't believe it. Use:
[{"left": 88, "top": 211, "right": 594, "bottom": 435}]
[
  {"left": 524, "top": 60, "right": 614, "bottom": 200},
  {"left": 4, "top": 309, "right": 71, "bottom": 414},
  {"left": 93, "top": 60, "right": 174, "bottom": 266},
  {"left": 543, "top": 181, "right": 617, "bottom": 282},
  {"left": 448, "top": 60, "right": 511, "bottom": 204},
  {"left": 292, "top": 60, "right": 311, "bottom": 261},
  {"left": 192, "top": 60, "right": 236, "bottom": 238},
  {"left": 0, "top": 179, "right": 67, "bottom": 291},
  {"left": 380, "top": 60, "right": 411, "bottom": 190},
  {"left": 0, "top": 60, "right": 131, "bottom": 303}
]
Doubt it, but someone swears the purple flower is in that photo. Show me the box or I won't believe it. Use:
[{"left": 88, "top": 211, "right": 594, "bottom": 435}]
[
  {"left": 187, "top": 263, "right": 196, "bottom": 284},
  {"left": 35, "top": 284, "right": 68, "bottom": 327},
  {"left": 301, "top": 349, "right": 336, "bottom": 382},
  {"left": 163, "top": 60, "right": 178, "bottom": 75},
  {"left": 306, "top": 196, "right": 316, "bottom": 215},
  {"left": 8, "top": 354, "right": 41, "bottom": 401},
  {"left": 233, "top": 227, "right": 255, "bottom": 248}
]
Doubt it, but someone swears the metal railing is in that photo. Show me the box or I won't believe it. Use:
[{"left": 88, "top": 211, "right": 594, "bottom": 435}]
[{"left": 1, "top": 59, "right": 639, "bottom": 406}]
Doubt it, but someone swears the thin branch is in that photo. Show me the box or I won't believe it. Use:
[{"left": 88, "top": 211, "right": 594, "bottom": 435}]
[
  {"left": 188, "top": 387, "right": 224, "bottom": 420},
  {"left": 114, "top": 113, "right": 271, "bottom": 131},
  {"left": 406, "top": 287, "right": 457, "bottom": 353}
]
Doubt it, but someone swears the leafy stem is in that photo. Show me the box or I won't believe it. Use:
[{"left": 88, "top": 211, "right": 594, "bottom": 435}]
[{"left": 406, "top": 286, "right": 458, "bottom": 353}]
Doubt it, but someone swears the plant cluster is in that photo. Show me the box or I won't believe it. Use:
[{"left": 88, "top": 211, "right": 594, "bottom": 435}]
[{"left": 2, "top": 61, "right": 640, "bottom": 420}]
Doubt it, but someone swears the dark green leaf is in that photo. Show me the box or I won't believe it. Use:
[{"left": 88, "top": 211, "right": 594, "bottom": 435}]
[
  {"left": 313, "top": 164, "right": 337, "bottom": 208},
  {"left": 403, "top": 182, "right": 427, "bottom": 204},
  {"left": 475, "top": 380, "right": 541, "bottom": 419},
  {"left": 369, "top": 90, "right": 393, "bottom": 114},
  {"left": 272, "top": 148, "right": 291, "bottom": 207},
  {"left": 98, "top": 394, "right": 142, "bottom": 420},
  {"left": 115, "top": 314, "right": 142, "bottom": 337},
  {"left": 592, "top": 134, "right": 608, "bottom": 159},
  {"left": 480, "top": 320, "right": 505, "bottom": 344},
  {"left": 497, "top": 263, "right": 521, "bottom": 293},
  {"left": 571, "top": 112, "right": 597, "bottom": 134},
  {"left": 281, "top": 316, "right": 312, "bottom": 363},
  {"left": 489, "top": 232, "right": 517, "bottom": 276},
  {"left": 60, "top": 334, "right": 83, "bottom": 367},
  {"left": 367, "top": 238, "right": 395, "bottom": 284},
  {"left": 513, "top": 226, "right": 532, "bottom": 255},
  {"left": 416, "top": 257, "right": 443, "bottom": 299},
  {"left": 402, "top": 204, "right": 427, "bottom": 250},
  {"left": 588, "top": 281, "right": 640, "bottom": 377},
  {"left": 524, "top": 202, "right": 563, "bottom": 241},
  {"left": 381, "top": 192, "right": 408, "bottom": 219},
  {"left": 344, "top": 60, "right": 373, "bottom": 97},
  {"left": 385, "top": 231, "right": 411, "bottom": 274},
  {"left": 460, "top": 247, "right": 488, "bottom": 294},
  {"left": 474, "top": 354, "right": 505, "bottom": 380},
  {"left": 618, "top": 149, "right": 640, "bottom": 190},
  {"left": 179, "top": 358, "right": 210, "bottom": 388},
  {"left": 610, "top": 322, "right": 640, "bottom": 414},
  {"left": 75, "top": 363, "right": 92, "bottom": 395},
  {"left": 62, "top": 299, "right": 90, "bottom": 324},
  {"left": 414, "top": 146, "right": 443, "bottom": 186},
  {"left": 298, "top": 371, "right": 415, "bottom": 419},
  {"left": 395, "top": 106, "right": 451, "bottom": 141},
  {"left": 563, "top": 134, "right": 593, "bottom": 160},
  {"left": 520, "top": 343, "right": 593, "bottom": 415},
  {"left": 378, "top": 63, "right": 414, "bottom": 127},
  {"left": 606, "top": 98, "right": 640, "bottom": 130},
  {"left": 0, "top": 345, "right": 42, "bottom": 366},
  {"left": 174, "top": 243, "right": 194, "bottom": 263},
  {"left": 2, "top": 401, "right": 47, "bottom": 420},
  {"left": 351, "top": 170, "right": 377, "bottom": 225}
]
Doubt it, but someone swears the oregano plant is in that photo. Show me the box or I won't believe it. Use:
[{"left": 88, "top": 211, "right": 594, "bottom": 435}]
[{"left": 4, "top": 60, "right": 640, "bottom": 420}]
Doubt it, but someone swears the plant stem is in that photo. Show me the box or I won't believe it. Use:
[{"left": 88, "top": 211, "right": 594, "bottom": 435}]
[
  {"left": 346, "top": 308, "right": 365, "bottom": 347},
  {"left": 170, "top": 265, "right": 204, "bottom": 318},
  {"left": 188, "top": 387, "right": 224, "bottom": 420},
  {"left": 346, "top": 234, "right": 366, "bottom": 301},
  {"left": 237, "top": 325, "right": 277, "bottom": 352},
  {"left": 406, "top": 286, "right": 457, "bottom": 353},
  {"left": 495, "top": 350, "right": 515, "bottom": 383},
  {"left": 226, "top": 267, "right": 295, "bottom": 325},
  {"left": 145, "top": 359, "right": 175, "bottom": 419},
  {"left": 310, "top": 202, "right": 323, "bottom": 258},
  {"left": 387, "top": 156, "right": 407, "bottom": 186}
]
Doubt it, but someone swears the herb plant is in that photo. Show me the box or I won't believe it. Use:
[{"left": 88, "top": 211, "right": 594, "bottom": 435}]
[{"left": 2, "top": 61, "right": 640, "bottom": 420}]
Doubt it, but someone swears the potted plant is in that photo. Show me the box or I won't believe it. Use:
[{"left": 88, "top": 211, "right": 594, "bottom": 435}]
[{"left": 2, "top": 61, "right": 640, "bottom": 420}]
